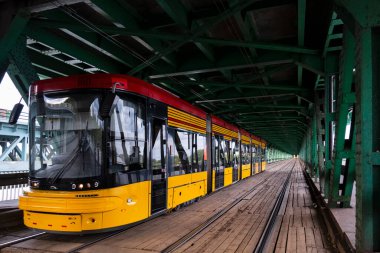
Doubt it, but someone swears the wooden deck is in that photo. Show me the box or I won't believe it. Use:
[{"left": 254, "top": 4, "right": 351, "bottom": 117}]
[
  {"left": 273, "top": 163, "right": 332, "bottom": 253},
  {"left": 3, "top": 160, "right": 334, "bottom": 253}
]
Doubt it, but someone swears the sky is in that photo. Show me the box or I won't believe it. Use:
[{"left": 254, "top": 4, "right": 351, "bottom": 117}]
[{"left": 0, "top": 73, "right": 29, "bottom": 112}]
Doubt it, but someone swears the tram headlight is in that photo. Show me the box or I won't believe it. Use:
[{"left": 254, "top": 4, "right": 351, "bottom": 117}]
[
  {"left": 78, "top": 184, "right": 84, "bottom": 190},
  {"left": 30, "top": 180, "right": 40, "bottom": 188},
  {"left": 86, "top": 183, "right": 91, "bottom": 188},
  {"left": 72, "top": 184, "right": 76, "bottom": 190},
  {"left": 94, "top": 181, "right": 99, "bottom": 188}
]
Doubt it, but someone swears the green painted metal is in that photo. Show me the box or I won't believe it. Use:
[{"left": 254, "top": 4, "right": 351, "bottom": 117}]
[
  {"left": 26, "top": 27, "right": 125, "bottom": 73},
  {"left": 28, "top": 49, "right": 84, "bottom": 77},
  {"left": 297, "top": 0, "right": 306, "bottom": 88},
  {"left": 127, "top": 0, "right": 298, "bottom": 75},
  {"left": 328, "top": 27, "right": 356, "bottom": 207},
  {"left": 335, "top": 0, "right": 380, "bottom": 27},
  {"left": 354, "top": 26, "right": 380, "bottom": 252},
  {"left": 7, "top": 36, "right": 39, "bottom": 101},
  {"left": 0, "top": 9, "right": 29, "bottom": 79},
  {"left": 90, "top": 0, "right": 176, "bottom": 67},
  {"left": 29, "top": 19, "right": 320, "bottom": 55}
]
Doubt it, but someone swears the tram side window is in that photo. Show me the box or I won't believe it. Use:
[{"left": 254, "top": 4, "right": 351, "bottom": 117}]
[
  {"left": 232, "top": 140, "right": 239, "bottom": 166},
  {"left": 168, "top": 128, "right": 206, "bottom": 175},
  {"left": 109, "top": 97, "right": 147, "bottom": 176},
  {"left": 195, "top": 134, "right": 206, "bottom": 172},
  {"left": 242, "top": 144, "right": 250, "bottom": 165},
  {"left": 213, "top": 136, "right": 219, "bottom": 167},
  {"left": 222, "top": 139, "right": 230, "bottom": 167},
  {"left": 252, "top": 145, "right": 257, "bottom": 162}
]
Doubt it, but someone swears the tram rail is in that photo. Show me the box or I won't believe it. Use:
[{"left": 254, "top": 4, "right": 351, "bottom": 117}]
[{"left": 0, "top": 160, "right": 294, "bottom": 253}]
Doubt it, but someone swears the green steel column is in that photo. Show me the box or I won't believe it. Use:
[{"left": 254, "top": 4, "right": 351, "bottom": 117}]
[
  {"left": 355, "top": 26, "right": 380, "bottom": 251},
  {"left": 311, "top": 114, "right": 318, "bottom": 179},
  {"left": 324, "top": 53, "right": 338, "bottom": 197},
  {"left": 329, "top": 27, "right": 356, "bottom": 207}
]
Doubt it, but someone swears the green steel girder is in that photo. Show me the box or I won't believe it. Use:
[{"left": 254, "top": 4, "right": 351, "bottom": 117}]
[
  {"left": 184, "top": 81, "right": 309, "bottom": 91},
  {"left": 127, "top": 0, "right": 302, "bottom": 75},
  {"left": 156, "top": 0, "right": 189, "bottom": 28},
  {"left": 29, "top": 19, "right": 320, "bottom": 55},
  {"left": 297, "top": 0, "right": 306, "bottom": 87},
  {"left": 156, "top": 0, "right": 236, "bottom": 84},
  {"left": 25, "top": 27, "right": 126, "bottom": 73},
  {"left": 37, "top": 10, "right": 138, "bottom": 68},
  {"left": 334, "top": 0, "right": 380, "bottom": 27},
  {"left": 329, "top": 27, "right": 356, "bottom": 207},
  {"left": 7, "top": 36, "right": 39, "bottom": 102},
  {"left": 294, "top": 54, "right": 325, "bottom": 76},
  {"left": 149, "top": 51, "right": 295, "bottom": 79},
  {"left": 214, "top": 104, "right": 308, "bottom": 114},
  {"left": 28, "top": 49, "right": 85, "bottom": 76},
  {"left": 354, "top": 27, "right": 380, "bottom": 252},
  {"left": 90, "top": 0, "right": 176, "bottom": 67},
  {"left": 0, "top": 7, "right": 30, "bottom": 80}
]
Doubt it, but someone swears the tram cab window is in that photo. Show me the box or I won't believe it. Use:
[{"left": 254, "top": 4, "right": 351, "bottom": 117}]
[{"left": 109, "top": 97, "right": 147, "bottom": 181}]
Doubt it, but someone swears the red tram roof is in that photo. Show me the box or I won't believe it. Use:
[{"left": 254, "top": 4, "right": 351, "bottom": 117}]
[{"left": 31, "top": 74, "right": 207, "bottom": 119}]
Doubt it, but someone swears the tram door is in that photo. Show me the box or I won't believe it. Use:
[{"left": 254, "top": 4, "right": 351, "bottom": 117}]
[{"left": 151, "top": 117, "right": 167, "bottom": 213}]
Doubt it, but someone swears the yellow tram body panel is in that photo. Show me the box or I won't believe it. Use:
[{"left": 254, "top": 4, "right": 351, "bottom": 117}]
[
  {"left": 19, "top": 181, "right": 151, "bottom": 232},
  {"left": 255, "top": 163, "right": 259, "bottom": 174},
  {"left": 212, "top": 170, "right": 216, "bottom": 192},
  {"left": 262, "top": 162, "right": 267, "bottom": 171},
  {"left": 241, "top": 164, "right": 251, "bottom": 179},
  {"left": 224, "top": 167, "right": 233, "bottom": 186},
  {"left": 167, "top": 171, "right": 207, "bottom": 209}
]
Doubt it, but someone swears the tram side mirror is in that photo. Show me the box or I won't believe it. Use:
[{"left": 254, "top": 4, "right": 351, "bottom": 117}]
[
  {"left": 98, "top": 93, "right": 119, "bottom": 119},
  {"left": 8, "top": 103, "right": 24, "bottom": 125}
]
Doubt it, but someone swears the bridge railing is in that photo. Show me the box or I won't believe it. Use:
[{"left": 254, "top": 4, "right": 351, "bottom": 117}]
[
  {"left": 0, "top": 171, "right": 28, "bottom": 201},
  {"left": 0, "top": 108, "right": 28, "bottom": 124}
]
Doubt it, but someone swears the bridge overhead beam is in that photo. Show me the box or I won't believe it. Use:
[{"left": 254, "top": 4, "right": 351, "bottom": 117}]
[{"left": 0, "top": 2, "right": 30, "bottom": 81}]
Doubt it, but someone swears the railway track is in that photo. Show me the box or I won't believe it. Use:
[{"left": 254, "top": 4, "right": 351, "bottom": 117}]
[
  {"left": 162, "top": 159, "right": 297, "bottom": 253},
  {"left": 0, "top": 160, "right": 294, "bottom": 253}
]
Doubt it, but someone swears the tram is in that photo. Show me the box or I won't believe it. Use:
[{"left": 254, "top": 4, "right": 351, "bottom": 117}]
[{"left": 19, "top": 74, "right": 267, "bottom": 233}]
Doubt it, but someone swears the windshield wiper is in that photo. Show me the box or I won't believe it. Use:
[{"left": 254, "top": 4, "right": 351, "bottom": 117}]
[{"left": 49, "top": 121, "right": 90, "bottom": 186}]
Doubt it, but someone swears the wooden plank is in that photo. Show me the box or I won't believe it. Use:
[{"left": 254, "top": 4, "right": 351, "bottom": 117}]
[
  {"left": 296, "top": 227, "right": 307, "bottom": 253},
  {"left": 286, "top": 226, "right": 297, "bottom": 252}
]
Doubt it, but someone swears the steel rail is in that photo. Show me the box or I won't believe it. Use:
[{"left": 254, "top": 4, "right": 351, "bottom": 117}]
[
  {"left": 0, "top": 232, "right": 46, "bottom": 249},
  {"left": 253, "top": 160, "right": 296, "bottom": 253},
  {"left": 0, "top": 160, "right": 292, "bottom": 253},
  {"left": 161, "top": 159, "right": 295, "bottom": 253}
]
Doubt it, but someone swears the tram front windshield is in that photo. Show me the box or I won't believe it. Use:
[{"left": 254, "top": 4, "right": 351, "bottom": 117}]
[{"left": 30, "top": 93, "right": 103, "bottom": 182}]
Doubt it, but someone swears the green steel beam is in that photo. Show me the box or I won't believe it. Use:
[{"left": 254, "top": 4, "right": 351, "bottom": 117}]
[
  {"left": 149, "top": 51, "right": 294, "bottom": 79},
  {"left": 334, "top": 0, "right": 380, "bottom": 27},
  {"left": 28, "top": 48, "right": 85, "bottom": 76},
  {"left": 7, "top": 36, "right": 39, "bottom": 102},
  {"left": 37, "top": 11, "right": 138, "bottom": 68},
  {"left": 156, "top": 0, "right": 189, "bottom": 28},
  {"left": 297, "top": 0, "right": 306, "bottom": 86},
  {"left": 90, "top": 0, "right": 176, "bottom": 67},
  {"left": 127, "top": 0, "right": 299, "bottom": 75},
  {"left": 25, "top": 27, "right": 126, "bottom": 73},
  {"left": 29, "top": 19, "right": 320, "bottom": 55},
  {"left": 166, "top": 80, "right": 309, "bottom": 91},
  {"left": 0, "top": 8, "right": 30, "bottom": 80},
  {"left": 329, "top": 27, "right": 356, "bottom": 207}
]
